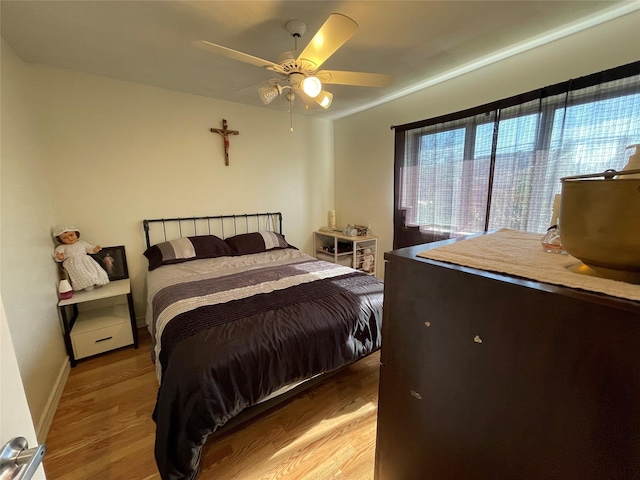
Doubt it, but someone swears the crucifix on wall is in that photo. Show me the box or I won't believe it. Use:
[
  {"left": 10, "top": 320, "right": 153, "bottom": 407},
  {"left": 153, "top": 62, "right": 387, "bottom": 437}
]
[{"left": 210, "top": 119, "right": 239, "bottom": 166}]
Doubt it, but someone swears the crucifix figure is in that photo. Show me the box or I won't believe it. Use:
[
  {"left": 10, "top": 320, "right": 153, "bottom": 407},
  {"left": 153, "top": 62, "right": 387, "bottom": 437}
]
[{"left": 211, "top": 119, "right": 239, "bottom": 166}]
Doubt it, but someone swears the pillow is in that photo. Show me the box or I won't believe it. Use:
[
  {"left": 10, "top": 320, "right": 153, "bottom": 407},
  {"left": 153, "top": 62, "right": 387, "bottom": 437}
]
[
  {"left": 144, "top": 235, "right": 234, "bottom": 270},
  {"left": 224, "top": 231, "right": 296, "bottom": 256}
]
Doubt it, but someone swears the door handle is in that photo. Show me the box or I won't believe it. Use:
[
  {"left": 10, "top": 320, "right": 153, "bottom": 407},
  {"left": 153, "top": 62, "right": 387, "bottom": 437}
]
[{"left": 0, "top": 437, "right": 45, "bottom": 480}]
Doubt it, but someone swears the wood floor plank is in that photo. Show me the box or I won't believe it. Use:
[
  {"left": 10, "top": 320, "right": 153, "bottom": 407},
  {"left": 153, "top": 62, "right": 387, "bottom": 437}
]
[{"left": 44, "top": 328, "right": 380, "bottom": 479}]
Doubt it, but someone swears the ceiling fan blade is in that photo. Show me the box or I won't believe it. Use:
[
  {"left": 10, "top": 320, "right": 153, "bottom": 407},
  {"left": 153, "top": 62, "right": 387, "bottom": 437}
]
[
  {"left": 316, "top": 70, "right": 394, "bottom": 88},
  {"left": 195, "top": 40, "right": 285, "bottom": 74},
  {"left": 296, "top": 13, "right": 358, "bottom": 70}
]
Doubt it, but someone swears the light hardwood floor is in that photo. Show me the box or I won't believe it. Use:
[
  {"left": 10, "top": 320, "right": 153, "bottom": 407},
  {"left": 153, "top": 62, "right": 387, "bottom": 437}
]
[{"left": 44, "top": 329, "right": 381, "bottom": 480}]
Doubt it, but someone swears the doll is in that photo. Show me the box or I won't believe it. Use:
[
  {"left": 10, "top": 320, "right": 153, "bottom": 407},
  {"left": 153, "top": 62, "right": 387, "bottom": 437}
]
[
  {"left": 361, "top": 248, "right": 375, "bottom": 273},
  {"left": 53, "top": 225, "right": 109, "bottom": 291}
]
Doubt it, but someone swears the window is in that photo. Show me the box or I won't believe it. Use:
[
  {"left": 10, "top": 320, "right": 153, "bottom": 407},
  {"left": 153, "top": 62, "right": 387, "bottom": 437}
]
[{"left": 393, "top": 62, "right": 640, "bottom": 249}]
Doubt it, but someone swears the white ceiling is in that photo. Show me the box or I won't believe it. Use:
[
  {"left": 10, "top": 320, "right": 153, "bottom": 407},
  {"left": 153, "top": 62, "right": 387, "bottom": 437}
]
[{"left": 2, "top": 1, "right": 638, "bottom": 120}]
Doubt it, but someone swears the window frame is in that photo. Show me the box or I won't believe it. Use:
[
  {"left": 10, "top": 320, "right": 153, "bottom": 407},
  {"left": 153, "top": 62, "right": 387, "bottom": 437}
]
[{"left": 393, "top": 61, "right": 640, "bottom": 249}]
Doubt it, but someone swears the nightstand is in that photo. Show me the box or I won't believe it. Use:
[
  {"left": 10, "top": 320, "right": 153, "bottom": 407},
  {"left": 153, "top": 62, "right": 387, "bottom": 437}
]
[
  {"left": 313, "top": 230, "right": 378, "bottom": 275},
  {"left": 58, "top": 279, "right": 138, "bottom": 367}
]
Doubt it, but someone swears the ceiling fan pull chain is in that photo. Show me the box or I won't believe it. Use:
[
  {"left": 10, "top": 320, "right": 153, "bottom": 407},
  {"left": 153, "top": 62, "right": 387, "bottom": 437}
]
[{"left": 290, "top": 96, "right": 294, "bottom": 132}]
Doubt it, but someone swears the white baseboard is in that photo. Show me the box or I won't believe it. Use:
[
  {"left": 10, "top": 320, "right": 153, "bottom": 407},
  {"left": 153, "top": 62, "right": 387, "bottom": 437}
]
[
  {"left": 37, "top": 356, "right": 70, "bottom": 442},
  {"left": 38, "top": 318, "right": 146, "bottom": 442}
]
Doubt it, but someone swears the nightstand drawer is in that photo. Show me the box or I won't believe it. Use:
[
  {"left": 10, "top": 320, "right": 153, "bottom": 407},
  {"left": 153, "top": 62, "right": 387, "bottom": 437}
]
[{"left": 71, "top": 304, "right": 134, "bottom": 359}]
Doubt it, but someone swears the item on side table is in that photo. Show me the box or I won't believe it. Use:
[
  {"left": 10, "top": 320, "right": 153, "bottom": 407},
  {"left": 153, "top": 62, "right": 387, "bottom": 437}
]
[
  {"left": 343, "top": 226, "right": 358, "bottom": 237},
  {"left": 357, "top": 225, "right": 368, "bottom": 236},
  {"left": 361, "top": 248, "right": 375, "bottom": 273},
  {"left": 52, "top": 225, "right": 109, "bottom": 291},
  {"left": 58, "top": 279, "right": 73, "bottom": 300},
  {"left": 342, "top": 224, "right": 368, "bottom": 236},
  {"left": 322, "top": 242, "right": 352, "bottom": 254}
]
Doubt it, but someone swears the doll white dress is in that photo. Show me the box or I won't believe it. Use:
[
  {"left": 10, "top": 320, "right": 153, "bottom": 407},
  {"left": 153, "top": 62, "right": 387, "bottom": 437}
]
[{"left": 55, "top": 240, "right": 109, "bottom": 291}]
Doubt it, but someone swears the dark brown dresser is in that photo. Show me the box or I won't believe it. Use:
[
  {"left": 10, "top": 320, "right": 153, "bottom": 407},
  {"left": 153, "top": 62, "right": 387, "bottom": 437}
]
[{"left": 375, "top": 239, "right": 640, "bottom": 480}]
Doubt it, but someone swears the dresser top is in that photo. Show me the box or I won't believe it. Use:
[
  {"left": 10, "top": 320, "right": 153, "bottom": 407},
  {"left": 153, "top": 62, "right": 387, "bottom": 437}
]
[{"left": 386, "top": 234, "right": 639, "bottom": 313}]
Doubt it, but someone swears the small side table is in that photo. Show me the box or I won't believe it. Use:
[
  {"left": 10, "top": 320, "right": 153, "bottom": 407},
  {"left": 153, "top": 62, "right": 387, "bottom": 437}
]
[
  {"left": 58, "top": 279, "right": 138, "bottom": 367},
  {"left": 313, "top": 230, "right": 378, "bottom": 275}
]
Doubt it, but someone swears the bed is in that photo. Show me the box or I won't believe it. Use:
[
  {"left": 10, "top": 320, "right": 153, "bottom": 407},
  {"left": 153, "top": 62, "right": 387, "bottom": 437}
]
[{"left": 142, "top": 213, "right": 384, "bottom": 480}]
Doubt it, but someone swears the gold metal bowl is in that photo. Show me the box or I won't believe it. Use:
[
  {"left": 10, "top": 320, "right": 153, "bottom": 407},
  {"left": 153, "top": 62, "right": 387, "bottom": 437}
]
[{"left": 560, "top": 169, "right": 640, "bottom": 281}]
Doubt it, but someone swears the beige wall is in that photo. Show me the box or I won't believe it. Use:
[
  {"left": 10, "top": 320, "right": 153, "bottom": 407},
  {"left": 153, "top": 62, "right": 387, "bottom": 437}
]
[
  {"left": 1, "top": 40, "right": 67, "bottom": 440},
  {"left": 1, "top": 40, "right": 334, "bottom": 439},
  {"left": 334, "top": 10, "right": 640, "bottom": 280}
]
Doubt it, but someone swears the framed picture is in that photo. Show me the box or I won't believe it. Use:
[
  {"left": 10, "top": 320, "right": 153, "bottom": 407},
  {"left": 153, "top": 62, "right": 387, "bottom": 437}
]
[{"left": 91, "top": 245, "right": 129, "bottom": 281}]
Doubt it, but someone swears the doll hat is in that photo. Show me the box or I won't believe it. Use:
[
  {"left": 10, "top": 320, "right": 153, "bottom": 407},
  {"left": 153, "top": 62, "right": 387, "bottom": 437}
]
[{"left": 52, "top": 225, "right": 79, "bottom": 239}]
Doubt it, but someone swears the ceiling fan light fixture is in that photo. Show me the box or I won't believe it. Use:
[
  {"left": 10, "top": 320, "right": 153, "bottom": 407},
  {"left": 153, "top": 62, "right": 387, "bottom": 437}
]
[
  {"left": 258, "top": 84, "right": 282, "bottom": 105},
  {"left": 315, "top": 90, "right": 333, "bottom": 109},
  {"left": 199, "top": 13, "right": 396, "bottom": 117},
  {"left": 301, "top": 76, "right": 322, "bottom": 98}
]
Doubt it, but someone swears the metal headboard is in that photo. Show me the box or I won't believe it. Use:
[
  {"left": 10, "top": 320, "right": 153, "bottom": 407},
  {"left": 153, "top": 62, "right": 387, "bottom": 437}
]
[{"left": 143, "top": 212, "right": 283, "bottom": 248}]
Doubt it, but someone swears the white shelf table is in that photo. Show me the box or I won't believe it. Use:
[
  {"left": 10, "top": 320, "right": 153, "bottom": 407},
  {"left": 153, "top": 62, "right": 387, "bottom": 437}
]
[{"left": 313, "top": 230, "right": 378, "bottom": 275}]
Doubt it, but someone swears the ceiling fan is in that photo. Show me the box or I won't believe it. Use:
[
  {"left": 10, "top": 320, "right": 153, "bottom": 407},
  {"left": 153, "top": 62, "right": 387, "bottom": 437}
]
[{"left": 196, "top": 13, "right": 394, "bottom": 112}]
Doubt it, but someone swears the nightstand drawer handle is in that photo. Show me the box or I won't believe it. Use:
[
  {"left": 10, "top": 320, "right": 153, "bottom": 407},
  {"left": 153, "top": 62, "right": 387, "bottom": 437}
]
[{"left": 95, "top": 336, "right": 113, "bottom": 343}]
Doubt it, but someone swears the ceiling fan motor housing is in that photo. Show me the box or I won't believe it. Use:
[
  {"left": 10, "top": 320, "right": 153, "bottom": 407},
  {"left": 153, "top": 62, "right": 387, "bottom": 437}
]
[
  {"left": 285, "top": 20, "right": 306, "bottom": 38},
  {"left": 276, "top": 51, "right": 317, "bottom": 74}
]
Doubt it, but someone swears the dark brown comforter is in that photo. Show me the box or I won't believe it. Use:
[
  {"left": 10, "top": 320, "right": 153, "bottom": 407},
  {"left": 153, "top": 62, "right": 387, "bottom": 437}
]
[{"left": 147, "top": 251, "right": 383, "bottom": 480}]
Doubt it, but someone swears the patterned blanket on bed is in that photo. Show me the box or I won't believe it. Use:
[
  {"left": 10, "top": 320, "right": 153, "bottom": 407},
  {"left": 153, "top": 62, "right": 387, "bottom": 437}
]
[{"left": 148, "top": 253, "right": 384, "bottom": 480}]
